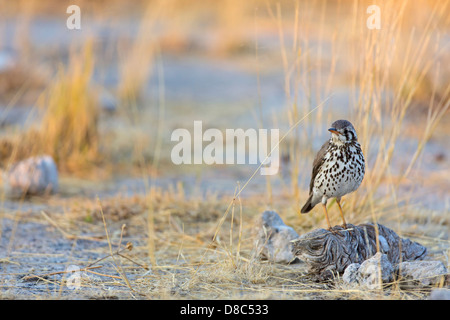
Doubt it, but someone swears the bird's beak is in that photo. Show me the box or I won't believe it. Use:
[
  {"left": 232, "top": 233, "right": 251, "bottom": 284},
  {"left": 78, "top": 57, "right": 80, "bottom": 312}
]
[{"left": 328, "top": 127, "right": 341, "bottom": 135}]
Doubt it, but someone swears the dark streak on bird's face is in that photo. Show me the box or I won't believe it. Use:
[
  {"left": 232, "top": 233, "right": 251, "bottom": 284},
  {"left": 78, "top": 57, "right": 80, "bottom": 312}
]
[{"left": 328, "top": 120, "right": 358, "bottom": 144}]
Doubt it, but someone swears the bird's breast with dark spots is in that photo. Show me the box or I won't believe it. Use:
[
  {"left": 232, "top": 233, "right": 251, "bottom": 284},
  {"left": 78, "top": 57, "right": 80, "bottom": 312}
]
[{"left": 313, "top": 142, "right": 365, "bottom": 198}]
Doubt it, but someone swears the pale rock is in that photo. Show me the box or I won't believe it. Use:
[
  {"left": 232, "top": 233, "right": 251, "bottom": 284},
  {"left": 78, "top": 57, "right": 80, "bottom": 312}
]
[
  {"left": 428, "top": 288, "right": 450, "bottom": 300},
  {"left": 254, "top": 210, "right": 299, "bottom": 263},
  {"left": 342, "top": 253, "right": 395, "bottom": 289},
  {"left": 342, "top": 263, "right": 361, "bottom": 284},
  {"left": 357, "top": 252, "right": 394, "bottom": 289},
  {"left": 396, "top": 260, "right": 448, "bottom": 288},
  {"left": 4, "top": 155, "right": 58, "bottom": 196}
]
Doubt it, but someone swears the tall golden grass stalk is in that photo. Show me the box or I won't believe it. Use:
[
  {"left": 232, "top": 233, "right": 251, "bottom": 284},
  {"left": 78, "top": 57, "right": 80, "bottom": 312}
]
[
  {"left": 117, "top": 0, "right": 169, "bottom": 107},
  {"left": 353, "top": 0, "right": 449, "bottom": 214},
  {"left": 38, "top": 40, "right": 98, "bottom": 171}
]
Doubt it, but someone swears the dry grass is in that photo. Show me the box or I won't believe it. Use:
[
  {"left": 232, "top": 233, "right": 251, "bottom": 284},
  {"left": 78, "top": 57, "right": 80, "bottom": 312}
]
[
  {"left": 269, "top": 0, "right": 450, "bottom": 217},
  {"left": 0, "top": 0, "right": 449, "bottom": 300},
  {"left": 1, "top": 188, "right": 447, "bottom": 300},
  {"left": 37, "top": 40, "right": 99, "bottom": 171},
  {"left": 0, "top": 40, "right": 100, "bottom": 173}
]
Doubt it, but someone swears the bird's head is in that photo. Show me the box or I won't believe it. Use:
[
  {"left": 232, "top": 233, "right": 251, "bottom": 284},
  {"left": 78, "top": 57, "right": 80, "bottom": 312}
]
[{"left": 328, "top": 120, "right": 358, "bottom": 145}]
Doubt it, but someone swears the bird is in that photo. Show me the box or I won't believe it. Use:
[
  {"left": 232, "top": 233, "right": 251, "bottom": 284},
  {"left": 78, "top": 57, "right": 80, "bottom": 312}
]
[{"left": 300, "top": 119, "right": 365, "bottom": 230}]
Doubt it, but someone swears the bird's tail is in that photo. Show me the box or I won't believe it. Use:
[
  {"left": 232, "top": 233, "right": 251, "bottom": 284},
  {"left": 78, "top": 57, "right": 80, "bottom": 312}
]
[{"left": 300, "top": 194, "right": 316, "bottom": 213}]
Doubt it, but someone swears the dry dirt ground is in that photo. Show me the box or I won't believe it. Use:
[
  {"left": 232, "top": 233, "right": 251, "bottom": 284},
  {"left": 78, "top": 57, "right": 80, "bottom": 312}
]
[{"left": 1, "top": 187, "right": 448, "bottom": 300}]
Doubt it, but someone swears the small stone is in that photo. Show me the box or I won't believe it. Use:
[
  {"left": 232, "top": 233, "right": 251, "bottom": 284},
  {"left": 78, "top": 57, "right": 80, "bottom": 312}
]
[
  {"left": 397, "top": 260, "right": 448, "bottom": 288},
  {"left": 254, "top": 210, "right": 299, "bottom": 263},
  {"left": 4, "top": 155, "right": 58, "bottom": 196},
  {"left": 428, "top": 288, "right": 450, "bottom": 300},
  {"left": 358, "top": 252, "right": 394, "bottom": 289},
  {"left": 342, "top": 263, "right": 361, "bottom": 284}
]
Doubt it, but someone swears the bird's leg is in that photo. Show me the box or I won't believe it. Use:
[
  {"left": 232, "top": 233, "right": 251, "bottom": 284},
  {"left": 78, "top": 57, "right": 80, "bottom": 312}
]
[
  {"left": 321, "top": 203, "right": 333, "bottom": 231},
  {"left": 336, "top": 198, "right": 348, "bottom": 229}
]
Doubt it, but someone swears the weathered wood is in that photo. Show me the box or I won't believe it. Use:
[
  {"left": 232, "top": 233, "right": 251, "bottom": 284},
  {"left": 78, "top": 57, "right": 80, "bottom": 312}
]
[{"left": 291, "top": 223, "right": 427, "bottom": 281}]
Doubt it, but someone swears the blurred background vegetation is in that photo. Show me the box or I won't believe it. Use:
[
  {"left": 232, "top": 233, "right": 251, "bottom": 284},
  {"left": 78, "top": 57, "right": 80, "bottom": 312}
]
[
  {"left": 0, "top": 0, "right": 448, "bottom": 215},
  {"left": 0, "top": 0, "right": 448, "bottom": 300}
]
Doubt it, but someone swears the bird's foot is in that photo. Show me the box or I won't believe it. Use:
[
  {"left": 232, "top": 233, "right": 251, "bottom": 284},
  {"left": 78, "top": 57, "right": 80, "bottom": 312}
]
[{"left": 327, "top": 227, "right": 339, "bottom": 235}]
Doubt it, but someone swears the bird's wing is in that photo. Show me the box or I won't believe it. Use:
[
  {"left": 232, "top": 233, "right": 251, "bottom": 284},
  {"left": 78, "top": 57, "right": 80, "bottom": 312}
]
[{"left": 308, "top": 140, "right": 330, "bottom": 194}]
